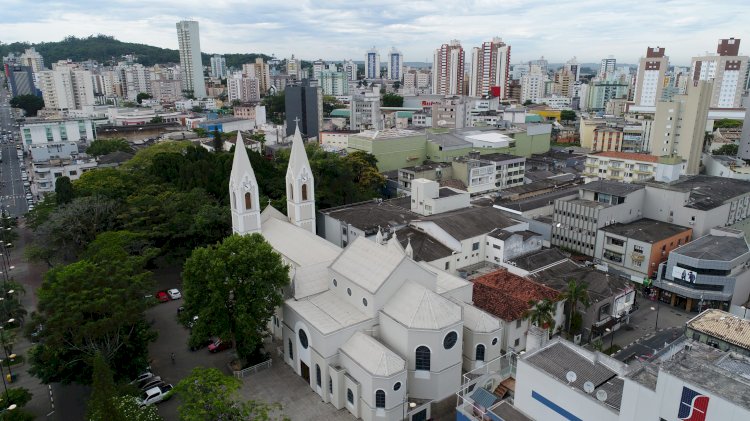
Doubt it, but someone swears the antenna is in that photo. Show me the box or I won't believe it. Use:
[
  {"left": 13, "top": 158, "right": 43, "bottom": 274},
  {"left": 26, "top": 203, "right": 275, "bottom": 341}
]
[
  {"left": 566, "top": 371, "right": 577, "bottom": 383},
  {"left": 596, "top": 390, "right": 608, "bottom": 402},
  {"left": 583, "top": 381, "right": 595, "bottom": 393}
]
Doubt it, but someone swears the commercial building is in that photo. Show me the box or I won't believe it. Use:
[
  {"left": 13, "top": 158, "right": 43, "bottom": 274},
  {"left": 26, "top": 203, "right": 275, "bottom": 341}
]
[
  {"left": 433, "top": 40, "right": 465, "bottom": 95},
  {"left": 4, "top": 64, "right": 38, "bottom": 97},
  {"left": 285, "top": 80, "right": 321, "bottom": 138},
  {"left": 686, "top": 309, "right": 750, "bottom": 355},
  {"left": 20, "top": 118, "right": 95, "bottom": 153},
  {"left": 209, "top": 55, "right": 227, "bottom": 78},
  {"left": 176, "top": 20, "right": 206, "bottom": 98},
  {"left": 469, "top": 37, "right": 511, "bottom": 99},
  {"left": 633, "top": 47, "right": 668, "bottom": 107},
  {"left": 365, "top": 46, "right": 380, "bottom": 79},
  {"left": 691, "top": 37, "right": 749, "bottom": 108},
  {"left": 387, "top": 47, "right": 403, "bottom": 81}
]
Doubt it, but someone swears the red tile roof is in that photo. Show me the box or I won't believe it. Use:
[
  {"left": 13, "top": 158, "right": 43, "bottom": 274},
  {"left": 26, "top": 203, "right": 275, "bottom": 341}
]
[
  {"left": 590, "top": 151, "right": 659, "bottom": 163},
  {"left": 472, "top": 269, "right": 561, "bottom": 321}
]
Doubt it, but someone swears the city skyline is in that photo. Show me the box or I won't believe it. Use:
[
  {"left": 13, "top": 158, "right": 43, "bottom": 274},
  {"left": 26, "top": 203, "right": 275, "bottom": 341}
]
[{"left": 1, "top": 0, "right": 749, "bottom": 65}]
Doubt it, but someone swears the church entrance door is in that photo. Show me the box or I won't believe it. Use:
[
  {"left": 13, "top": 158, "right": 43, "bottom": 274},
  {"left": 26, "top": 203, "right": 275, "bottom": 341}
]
[{"left": 300, "top": 362, "right": 310, "bottom": 384}]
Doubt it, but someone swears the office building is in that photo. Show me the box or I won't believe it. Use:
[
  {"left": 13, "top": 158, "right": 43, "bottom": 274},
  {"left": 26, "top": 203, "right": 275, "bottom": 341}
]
[
  {"left": 387, "top": 47, "right": 403, "bottom": 81},
  {"left": 36, "top": 66, "right": 95, "bottom": 111},
  {"left": 210, "top": 55, "right": 227, "bottom": 78},
  {"left": 5, "top": 65, "right": 38, "bottom": 97},
  {"left": 285, "top": 80, "right": 320, "bottom": 138},
  {"left": 634, "top": 47, "right": 668, "bottom": 107},
  {"left": 365, "top": 46, "right": 380, "bottom": 79},
  {"left": 433, "top": 40, "right": 465, "bottom": 95},
  {"left": 691, "top": 37, "right": 749, "bottom": 108},
  {"left": 469, "top": 37, "right": 511, "bottom": 99},
  {"left": 176, "top": 20, "right": 206, "bottom": 98}
]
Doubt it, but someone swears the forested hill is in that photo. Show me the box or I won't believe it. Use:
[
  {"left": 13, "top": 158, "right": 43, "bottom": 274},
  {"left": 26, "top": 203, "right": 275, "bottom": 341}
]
[{"left": 0, "top": 35, "right": 271, "bottom": 67}]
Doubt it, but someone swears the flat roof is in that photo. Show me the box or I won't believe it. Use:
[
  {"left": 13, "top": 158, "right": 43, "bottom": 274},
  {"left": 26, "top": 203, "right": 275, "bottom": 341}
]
[
  {"left": 600, "top": 218, "right": 692, "bottom": 243},
  {"left": 646, "top": 175, "right": 750, "bottom": 211},
  {"left": 509, "top": 248, "right": 569, "bottom": 272},
  {"left": 400, "top": 161, "right": 451, "bottom": 172},
  {"left": 481, "top": 152, "right": 526, "bottom": 162},
  {"left": 589, "top": 151, "right": 659, "bottom": 163},
  {"left": 687, "top": 309, "right": 750, "bottom": 351},
  {"left": 495, "top": 185, "right": 581, "bottom": 212},
  {"left": 529, "top": 260, "right": 632, "bottom": 303},
  {"left": 673, "top": 232, "right": 749, "bottom": 261},
  {"left": 416, "top": 206, "right": 520, "bottom": 241},
  {"left": 354, "top": 128, "right": 424, "bottom": 140},
  {"left": 582, "top": 179, "right": 644, "bottom": 196},
  {"left": 319, "top": 198, "right": 418, "bottom": 235}
]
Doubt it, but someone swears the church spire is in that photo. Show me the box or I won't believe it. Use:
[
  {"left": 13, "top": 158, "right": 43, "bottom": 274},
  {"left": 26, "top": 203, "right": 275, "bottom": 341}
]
[
  {"left": 230, "top": 132, "right": 261, "bottom": 235},
  {"left": 286, "top": 121, "right": 316, "bottom": 234}
]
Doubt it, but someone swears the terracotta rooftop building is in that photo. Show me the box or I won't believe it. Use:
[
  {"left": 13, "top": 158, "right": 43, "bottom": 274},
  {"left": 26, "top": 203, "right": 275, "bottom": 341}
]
[{"left": 473, "top": 269, "right": 561, "bottom": 322}]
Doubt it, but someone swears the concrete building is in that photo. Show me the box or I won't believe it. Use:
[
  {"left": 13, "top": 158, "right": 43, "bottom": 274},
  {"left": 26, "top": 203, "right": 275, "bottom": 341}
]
[
  {"left": 686, "top": 309, "right": 750, "bottom": 355},
  {"left": 365, "top": 46, "right": 380, "bottom": 79},
  {"left": 387, "top": 47, "right": 403, "bottom": 81},
  {"left": 654, "top": 227, "right": 750, "bottom": 312},
  {"left": 19, "top": 47, "right": 45, "bottom": 72},
  {"left": 116, "top": 62, "right": 151, "bottom": 101},
  {"left": 20, "top": 118, "right": 95, "bottom": 152},
  {"left": 691, "top": 37, "right": 749, "bottom": 108},
  {"left": 319, "top": 71, "right": 349, "bottom": 96},
  {"left": 594, "top": 218, "right": 693, "bottom": 282},
  {"left": 228, "top": 74, "right": 261, "bottom": 103},
  {"left": 37, "top": 66, "right": 95, "bottom": 112},
  {"left": 703, "top": 154, "right": 750, "bottom": 180},
  {"left": 634, "top": 47, "right": 668, "bottom": 107},
  {"left": 409, "top": 179, "right": 469, "bottom": 216},
  {"left": 285, "top": 55, "right": 301, "bottom": 79},
  {"left": 210, "top": 55, "right": 227, "bottom": 78},
  {"left": 5, "top": 65, "right": 38, "bottom": 97},
  {"left": 650, "top": 81, "right": 712, "bottom": 175},
  {"left": 520, "top": 65, "right": 545, "bottom": 104},
  {"left": 343, "top": 59, "right": 357, "bottom": 81},
  {"left": 739, "top": 101, "right": 750, "bottom": 160},
  {"left": 586, "top": 81, "right": 629, "bottom": 111},
  {"left": 599, "top": 56, "right": 617, "bottom": 79},
  {"left": 469, "top": 37, "right": 511, "bottom": 99},
  {"left": 32, "top": 157, "right": 98, "bottom": 193},
  {"left": 150, "top": 78, "right": 183, "bottom": 103},
  {"left": 349, "top": 87, "right": 382, "bottom": 131},
  {"left": 233, "top": 103, "right": 266, "bottom": 125},
  {"left": 285, "top": 80, "right": 320, "bottom": 138},
  {"left": 176, "top": 20, "right": 206, "bottom": 98},
  {"left": 242, "top": 58, "right": 271, "bottom": 95},
  {"left": 433, "top": 40, "right": 465, "bottom": 96},
  {"left": 584, "top": 151, "right": 683, "bottom": 183}
]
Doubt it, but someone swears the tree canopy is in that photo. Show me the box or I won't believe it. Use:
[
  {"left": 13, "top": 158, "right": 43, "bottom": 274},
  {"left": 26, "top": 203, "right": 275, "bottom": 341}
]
[
  {"left": 560, "top": 110, "right": 577, "bottom": 122},
  {"left": 9, "top": 94, "right": 44, "bottom": 117},
  {"left": 262, "top": 92, "right": 285, "bottom": 124},
  {"left": 182, "top": 234, "right": 289, "bottom": 363},
  {"left": 713, "top": 143, "right": 739, "bottom": 156},
  {"left": 382, "top": 93, "right": 404, "bottom": 107},
  {"left": 86, "top": 138, "right": 133, "bottom": 157},
  {"left": 714, "top": 119, "right": 743, "bottom": 129}
]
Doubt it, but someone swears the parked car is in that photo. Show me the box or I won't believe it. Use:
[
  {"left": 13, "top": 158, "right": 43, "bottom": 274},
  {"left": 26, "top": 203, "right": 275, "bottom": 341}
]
[
  {"left": 136, "top": 376, "right": 162, "bottom": 390},
  {"left": 208, "top": 338, "right": 232, "bottom": 353},
  {"left": 155, "top": 291, "right": 170, "bottom": 303},
  {"left": 189, "top": 336, "right": 213, "bottom": 351},
  {"left": 138, "top": 384, "right": 173, "bottom": 406},
  {"left": 167, "top": 288, "right": 181, "bottom": 300},
  {"left": 129, "top": 372, "right": 155, "bottom": 385}
]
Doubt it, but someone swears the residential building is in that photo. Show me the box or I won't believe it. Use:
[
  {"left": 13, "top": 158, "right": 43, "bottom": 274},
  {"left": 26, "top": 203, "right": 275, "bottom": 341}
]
[
  {"left": 233, "top": 103, "right": 266, "bottom": 125},
  {"left": 450, "top": 156, "right": 497, "bottom": 194},
  {"left": 586, "top": 81, "right": 629, "bottom": 111},
  {"left": 176, "top": 20, "right": 206, "bottom": 98},
  {"left": 703, "top": 154, "right": 750, "bottom": 180},
  {"left": 343, "top": 59, "right": 357, "bottom": 81},
  {"left": 654, "top": 227, "right": 750, "bottom": 312},
  {"left": 431, "top": 96, "right": 467, "bottom": 129},
  {"left": 36, "top": 66, "right": 95, "bottom": 111},
  {"left": 319, "top": 71, "right": 349, "bottom": 96},
  {"left": 583, "top": 151, "right": 683, "bottom": 183},
  {"left": 595, "top": 218, "right": 692, "bottom": 282},
  {"left": 469, "top": 37, "right": 511, "bottom": 99},
  {"left": 365, "top": 46, "right": 380, "bottom": 79},
  {"left": 19, "top": 47, "right": 45, "bottom": 72},
  {"left": 520, "top": 65, "right": 545, "bottom": 104},
  {"left": 150, "top": 78, "right": 182, "bottom": 103},
  {"left": 650, "top": 80, "right": 712, "bottom": 175},
  {"left": 243, "top": 58, "right": 271, "bottom": 95},
  {"left": 227, "top": 74, "right": 260, "bottom": 103},
  {"left": 32, "top": 157, "right": 98, "bottom": 193},
  {"left": 433, "top": 40, "right": 465, "bottom": 95},
  {"left": 397, "top": 162, "right": 453, "bottom": 194},
  {"left": 349, "top": 86, "right": 382, "bottom": 131},
  {"left": 285, "top": 55, "right": 301, "bottom": 79},
  {"left": 210, "top": 55, "right": 227, "bottom": 78},
  {"left": 482, "top": 153, "right": 526, "bottom": 190},
  {"left": 634, "top": 47, "right": 668, "bottom": 107},
  {"left": 116, "top": 62, "right": 151, "bottom": 101},
  {"left": 739, "top": 98, "right": 750, "bottom": 160},
  {"left": 691, "top": 37, "right": 749, "bottom": 108},
  {"left": 686, "top": 309, "right": 750, "bottom": 355},
  {"left": 285, "top": 80, "right": 320, "bottom": 138},
  {"left": 599, "top": 56, "right": 617, "bottom": 79},
  {"left": 387, "top": 47, "right": 403, "bottom": 81},
  {"left": 409, "top": 179, "right": 469, "bottom": 216}
]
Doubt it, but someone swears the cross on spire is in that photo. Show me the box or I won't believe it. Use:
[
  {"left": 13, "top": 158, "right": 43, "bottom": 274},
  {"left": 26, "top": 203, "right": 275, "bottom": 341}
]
[{"left": 293, "top": 117, "right": 301, "bottom": 125}]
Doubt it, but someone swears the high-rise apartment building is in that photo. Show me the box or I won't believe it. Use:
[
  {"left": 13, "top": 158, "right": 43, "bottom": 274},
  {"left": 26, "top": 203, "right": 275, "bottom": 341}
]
[
  {"left": 311, "top": 59, "right": 326, "bottom": 81},
  {"left": 564, "top": 57, "right": 580, "bottom": 82},
  {"left": 691, "top": 37, "right": 749, "bottom": 108},
  {"left": 520, "top": 65, "right": 545, "bottom": 103},
  {"left": 227, "top": 73, "right": 260, "bottom": 103},
  {"left": 387, "top": 47, "right": 403, "bottom": 81},
  {"left": 432, "top": 40, "right": 465, "bottom": 95},
  {"left": 176, "top": 20, "right": 206, "bottom": 98},
  {"left": 599, "top": 56, "right": 617, "bottom": 79},
  {"left": 650, "top": 81, "right": 712, "bottom": 174},
  {"left": 19, "top": 47, "right": 45, "bottom": 72},
  {"left": 469, "top": 37, "right": 511, "bottom": 98},
  {"left": 365, "top": 47, "right": 380, "bottom": 79},
  {"left": 634, "top": 47, "right": 669, "bottom": 107},
  {"left": 242, "top": 58, "right": 270, "bottom": 95},
  {"left": 37, "top": 66, "right": 95, "bottom": 111},
  {"left": 210, "top": 55, "right": 227, "bottom": 78},
  {"left": 117, "top": 62, "right": 151, "bottom": 101},
  {"left": 286, "top": 55, "right": 300, "bottom": 79},
  {"left": 343, "top": 59, "right": 357, "bottom": 81},
  {"left": 319, "top": 71, "right": 349, "bottom": 96}
]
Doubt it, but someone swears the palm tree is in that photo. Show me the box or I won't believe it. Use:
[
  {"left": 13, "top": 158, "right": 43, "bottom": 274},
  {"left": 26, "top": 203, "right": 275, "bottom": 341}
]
[
  {"left": 524, "top": 299, "right": 557, "bottom": 332},
  {"left": 561, "top": 280, "right": 591, "bottom": 333}
]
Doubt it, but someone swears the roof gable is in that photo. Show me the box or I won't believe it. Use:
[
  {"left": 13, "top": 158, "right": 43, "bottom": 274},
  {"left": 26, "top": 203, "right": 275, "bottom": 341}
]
[
  {"left": 329, "top": 236, "right": 406, "bottom": 294},
  {"left": 381, "top": 282, "right": 462, "bottom": 329},
  {"left": 340, "top": 332, "right": 405, "bottom": 376}
]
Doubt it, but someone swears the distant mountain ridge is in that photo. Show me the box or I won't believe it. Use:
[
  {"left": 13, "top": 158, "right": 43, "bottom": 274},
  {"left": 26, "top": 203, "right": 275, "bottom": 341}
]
[{"left": 0, "top": 34, "right": 271, "bottom": 68}]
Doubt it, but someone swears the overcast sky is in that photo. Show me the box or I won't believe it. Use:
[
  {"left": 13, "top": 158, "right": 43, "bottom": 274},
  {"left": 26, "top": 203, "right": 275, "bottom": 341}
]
[{"left": 1, "top": 0, "right": 749, "bottom": 65}]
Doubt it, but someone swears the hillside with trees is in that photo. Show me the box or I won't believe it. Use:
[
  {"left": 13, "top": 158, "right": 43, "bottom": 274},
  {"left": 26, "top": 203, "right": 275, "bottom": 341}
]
[{"left": 0, "top": 35, "right": 271, "bottom": 67}]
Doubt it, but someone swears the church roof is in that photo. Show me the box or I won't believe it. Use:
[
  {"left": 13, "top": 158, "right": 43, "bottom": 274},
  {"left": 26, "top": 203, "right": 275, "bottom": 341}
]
[
  {"left": 461, "top": 303, "right": 502, "bottom": 333},
  {"left": 230, "top": 131, "right": 256, "bottom": 184},
  {"left": 416, "top": 261, "right": 470, "bottom": 294},
  {"left": 286, "top": 291, "right": 371, "bottom": 335},
  {"left": 262, "top": 217, "right": 340, "bottom": 267},
  {"left": 293, "top": 260, "right": 334, "bottom": 299},
  {"left": 261, "top": 204, "right": 287, "bottom": 223},
  {"left": 287, "top": 122, "right": 310, "bottom": 178},
  {"left": 329, "top": 237, "right": 406, "bottom": 294},
  {"left": 340, "top": 332, "right": 405, "bottom": 377},
  {"left": 381, "top": 282, "right": 462, "bottom": 330}
]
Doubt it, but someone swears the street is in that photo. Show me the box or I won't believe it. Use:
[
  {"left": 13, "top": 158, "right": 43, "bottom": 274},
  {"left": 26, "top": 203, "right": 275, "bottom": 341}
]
[{"left": 0, "top": 76, "right": 29, "bottom": 217}]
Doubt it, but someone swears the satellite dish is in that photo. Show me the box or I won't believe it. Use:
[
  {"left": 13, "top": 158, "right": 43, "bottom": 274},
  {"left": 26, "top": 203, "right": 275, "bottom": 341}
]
[
  {"left": 583, "top": 381, "right": 595, "bottom": 393},
  {"left": 566, "top": 371, "right": 577, "bottom": 383},
  {"left": 596, "top": 390, "right": 608, "bottom": 402}
]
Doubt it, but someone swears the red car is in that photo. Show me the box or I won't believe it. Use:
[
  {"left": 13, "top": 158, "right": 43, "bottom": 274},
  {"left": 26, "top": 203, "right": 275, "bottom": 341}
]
[
  {"left": 208, "top": 338, "right": 232, "bottom": 353},
  {"left": 155, "top": 291, "right": 171, "bottom": 303}
]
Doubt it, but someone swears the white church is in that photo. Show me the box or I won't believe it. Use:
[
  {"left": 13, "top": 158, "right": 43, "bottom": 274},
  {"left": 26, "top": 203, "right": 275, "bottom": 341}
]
[{"left": 229, "top": 127, "right": 505, "bottom": 420}]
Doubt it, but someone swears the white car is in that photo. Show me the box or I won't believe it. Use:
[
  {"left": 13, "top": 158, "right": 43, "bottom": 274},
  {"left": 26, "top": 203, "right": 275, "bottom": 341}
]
[
  {"left": 129, "top": 371, "right": 155, "bottom": 385},
  {"left": 167, "top": 288, "right": 182, "bottom": 300},
  {"left": 138, "top": 384, "right": 173, "bottom": 406}
]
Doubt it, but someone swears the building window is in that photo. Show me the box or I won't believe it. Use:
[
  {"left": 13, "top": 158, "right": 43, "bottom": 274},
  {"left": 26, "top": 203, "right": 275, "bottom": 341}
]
[
  {"left": 476, "top": 344, "right": 485, "bottom": 361},
  {"left": 333, "top": 279, "right": 337, "bottom": 287},
  {"left": 302, "top": 183, "right": 308, "bottom": 201},
  {"left": 472, "top": 242, "right": 479, "bottom": 251},
  {"left": 362, "top": 298, "right": 368, "bottom": 307},
  {"left": 492, "top": 337, "right": 498, "bottom": 346},
  {"left": 347, "top": 288, "right": 352, "bottom": 296},
  {"left": 244, "top": 192, "right": 252, "bottom": 210},
  {"left": 316, "top": 364, "right": 321, "bottom": 386},
  {"left": 516, "top": 319, "right": 522, "bottom": 328},
  {"left": 393, "top": 382, "right": 401, "bottom": 391},
  {"left": 443, "top": 332, "right": 458, "bottom": 349},
  {"left": 514, "top": 338, "right": 520, "bottom": 347},
  {"left": 347, "top": 389, "right": 354, "bottom": 404},
  {"left": 298, "top": 329, "right": 308, "bottom": 349},
  {"left": 289, "top": 184, "right": 293, "bottom": 200},
  {"left": 375, "top": 390, "right": 385, "bottom": 408},
  {"left": 445, "top": 261, "right": 450, "bottom": 270},
  {"left": 415, "top": 346, "right": 430, "bottom": 370},
  {"left": 288, "top": 339, "right": 293, "bottom": 360},
  {"left": 329, "top": 377, "right": 333, "bottom": 394}
]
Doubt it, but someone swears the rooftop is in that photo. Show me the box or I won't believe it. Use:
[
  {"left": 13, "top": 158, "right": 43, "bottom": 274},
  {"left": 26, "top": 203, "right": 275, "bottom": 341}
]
[
  {"left": 396, "top": 226, "right": 453, "bottom": 262},
  {"left": 319, "top": 198, "right": 417, "bottom": 236},
  {"left": 286, "top": 291, "right": 370, "bottom": 335},
  {"left": 672, "top": 232, "right": 749, "bottom": 262},
  {"left": 340, "top": 332, "right": 405, "bottom": 377},
  {"left": 495, "top": 185, "right": 581, "bottom": 212},
  {"left": 687, "top": 309, "right": 750, "bottom": 351},
  {"left": 529, "top": 260, "right": 632, "bottom": 303},
  {"left": 600, "top": 218, "right": 692, "bottom": 243},
  {"left": 330, "top": 237, "right": 407, "bottom": 294},
  {"left": 382, "top": 281, "right": 462, "bottom": 329},
  {"left": 508, "top": 248, "right": 569, "bottom": 272},
  {"left": 647, "top": 175, "right": 750, "bottom": 211},
  {"left": 354, "top": 128, "right": 424, "bottom": 140},
  {"left": 582, "top": 179, "right": 644, "bottom": 196},
  {"left": 399, "top": 161, "right": 451, "bottom": 173},
  {"left": 589, "top": 151, "right": 659, "bottom": 163},
  {"left": 481, "top": 152, "right": 526, "bottom": 162},
  {"left": 415, "top": 206, "right": 520, "bottom": 241},
  {"left": 473, "top": 269, "right": 560, "bottom": 321}
]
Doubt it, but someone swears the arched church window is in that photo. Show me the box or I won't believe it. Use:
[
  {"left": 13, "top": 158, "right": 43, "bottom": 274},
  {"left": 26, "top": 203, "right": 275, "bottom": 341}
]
[
  {"left": 302, "top": 183, "right": 308, "bottom": 201},
  {"left": 232, "top": 192, "right": 236, "bottom": 208},
  {"left": 289, "top": 184, "right": 293, "bottom": 200},
  {"left": 244, "top": 192, "right": 252, "bottom": 210}
]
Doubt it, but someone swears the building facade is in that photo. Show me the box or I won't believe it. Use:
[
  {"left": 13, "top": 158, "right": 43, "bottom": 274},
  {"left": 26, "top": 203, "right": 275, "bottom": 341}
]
[
  {"left": 387, "top": 48, "right": 403, "bottom": 81},
  {"left": 176, "top": 20, "right": 206, "bottom": 98},
  {"left": 691, "top": 37, "right": 749, "bottom": 108},
  {"left": 365, "top": 47, "right": 380, "bottom": 79},
  {"left": 469, "top": 37, "right": 511, "bottom": 99},
  {"left": 433, "top": 40, "right": 465, "bottom": 96},
  {"left": 634, "top": 47, "right": 668, "bottom": 107}
]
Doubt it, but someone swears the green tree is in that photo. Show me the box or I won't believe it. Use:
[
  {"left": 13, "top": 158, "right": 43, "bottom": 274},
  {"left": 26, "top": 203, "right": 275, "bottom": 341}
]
[
  {"left": 560, "top": 110, "right": 577, "bottom": 122},
  {"left": 54, "top": 176, "right": 74, "bottom": 205},
  {"left": 523, "top": 100, "right": 534, "bottom": 106},
  {"left": 86, "top": 138, "right": 133, "bottom": 157},
  {"left": 149, "top": 116, "right": 164, "bottom": 124},
  {"left": 136, "top": 93, "right": 152, "bottom": 104},
  {"left": 9, "top": 94, "right": 44, "bottom": 117},
  {"left": 524, "top": 298, "right": 557, "bottom": 331},
  {"left": 560, "top": 280, "right": 590, "bottom": 333},
  {"left": 262, "top": 92, "right": 285, "bottom": 124},
  {"left": 714, "top": 119, "right": 743, "bottom": 129},
  {"left": 713, "top": 143, "right": 739, "bottom": 156},
  {"left": 171, "top": 367, "right": 286, "bottom": 421},
  {"left": 111, "top": 396, "right": 162, "bottom": 421},
  {"left": 182, "top": 234, "right": 289, "bottom": 364},
  {"left": 392, "top": 81, "right": 401, "bottom": 90},
  {"left": 382, "top": 93, "right": 403, "bottom": 107},
  {"left": 87, "top": 352, "right": 120, "bottom": 421},
  {"left": 191, "top": 106, "right": 203, "bottom": 113},
  {"left": 212, "top": 128, "right": 224, "bottom": 152},
  {"left": 322, "top": 95, "right": 347, "bottom": 116}
]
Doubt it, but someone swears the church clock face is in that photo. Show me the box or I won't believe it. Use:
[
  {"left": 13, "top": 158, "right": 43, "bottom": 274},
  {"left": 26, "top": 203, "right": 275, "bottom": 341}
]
[
  {"left": 301, "top": 174, "right": 308, "bottom": 182},
  {"left": 242, "top": 181, "right": 252, "bottom": 190}
]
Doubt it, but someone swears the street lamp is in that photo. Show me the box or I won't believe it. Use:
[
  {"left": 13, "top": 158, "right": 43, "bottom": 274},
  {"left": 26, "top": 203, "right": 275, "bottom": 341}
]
[{"left": 0, "top": 319, "right": 15, "bottom": 382}]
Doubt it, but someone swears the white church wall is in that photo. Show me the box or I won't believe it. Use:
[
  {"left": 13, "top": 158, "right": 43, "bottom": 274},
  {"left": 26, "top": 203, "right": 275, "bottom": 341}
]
[
  {"left": 374, "top": 261, "right": 436, "bottom": 312},
  {"left": 462, "top": 328, "right": 503, "bottom": 372},
  {"left": 344, "top": 373, "right": 361, "bottom": 418},
  {"left": 329, "top": 365, "right": 347, "bottom": 409},
  {"left": 329, "top": 267, "right": 377, "bottom": 318}
]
